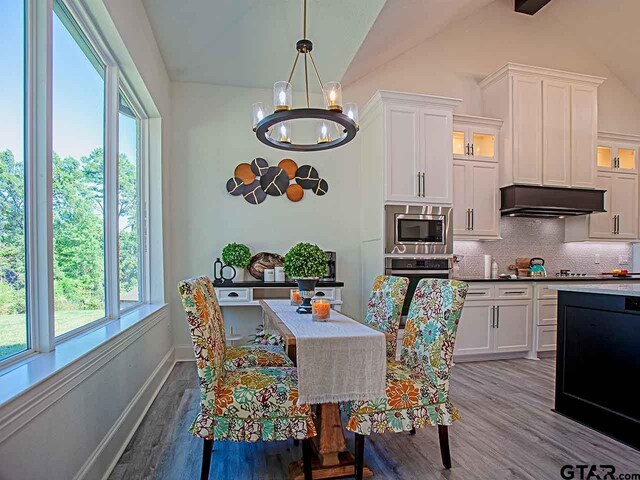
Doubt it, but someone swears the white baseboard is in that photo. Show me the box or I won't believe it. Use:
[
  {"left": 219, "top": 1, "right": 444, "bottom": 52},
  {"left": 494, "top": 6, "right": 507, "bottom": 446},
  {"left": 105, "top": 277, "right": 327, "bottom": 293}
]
[
  {"left": 174, "top": 344, "right": 195, "bottom": 362},
  {"left": 73, "top": 347, "right": 176, "bottom": 480}
]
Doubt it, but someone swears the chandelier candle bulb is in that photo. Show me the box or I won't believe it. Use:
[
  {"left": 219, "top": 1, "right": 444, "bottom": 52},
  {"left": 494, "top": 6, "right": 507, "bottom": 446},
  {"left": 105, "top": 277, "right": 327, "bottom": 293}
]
[
  {"left": 317, "top": 121, "right": 331, "bottom": 143},
  {"left": 323, "top": 81, "right": 343, "bottom": 112},
  {"left": 277, "top": 122, "right": 291, "bottom": 143},
  {"left": 252, "top": 102, "right": 267, "bottom": 130},
  {"left": 344, "top": 102, "right": 359, "bottom": 126},
  {"left": 273, "top": 81, "right": 292, "bottom": 111}
]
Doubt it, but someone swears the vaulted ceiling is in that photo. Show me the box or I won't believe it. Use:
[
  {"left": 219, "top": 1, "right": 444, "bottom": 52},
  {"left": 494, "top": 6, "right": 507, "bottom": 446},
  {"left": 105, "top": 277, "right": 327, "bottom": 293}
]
[{"left": 142, "top": 0, "right": 640, "bottom": 105}]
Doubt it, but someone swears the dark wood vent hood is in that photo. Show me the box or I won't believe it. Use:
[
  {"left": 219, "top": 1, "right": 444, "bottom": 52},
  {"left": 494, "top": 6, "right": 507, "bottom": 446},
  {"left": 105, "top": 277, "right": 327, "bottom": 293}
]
[{"left": 500, "top": 185, "right": 606, "bottom": 218}]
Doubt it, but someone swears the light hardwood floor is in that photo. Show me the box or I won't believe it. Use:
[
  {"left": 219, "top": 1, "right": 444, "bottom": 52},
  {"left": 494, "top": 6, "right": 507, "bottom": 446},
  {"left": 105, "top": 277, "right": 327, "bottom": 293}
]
[{"left": 109, "top": 358, "right": 640, "bottom": 479}]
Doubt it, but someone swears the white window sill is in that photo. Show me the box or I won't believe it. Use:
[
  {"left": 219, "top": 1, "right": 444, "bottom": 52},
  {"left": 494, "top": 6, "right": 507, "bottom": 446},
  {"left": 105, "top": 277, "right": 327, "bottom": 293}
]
[{"left": 0, "top": 303, "right": 168, "bottom": 409}]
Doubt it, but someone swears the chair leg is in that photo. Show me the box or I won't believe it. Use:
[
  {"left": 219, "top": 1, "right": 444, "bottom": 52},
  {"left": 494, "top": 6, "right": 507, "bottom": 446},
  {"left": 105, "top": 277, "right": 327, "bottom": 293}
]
[
  {"left": 438, "top": 425, "right": 452, "bottom": 469},
  {"left": 409, "top": 427, "right": 416, "bottom": 435},
  {"left": 302, "top": 438, "right": 313, "bottom": 480},
  {"left": 354, "top": 433, "right": 365, "bottom": 480},
  {"left": 201, "top": 438, "right": 213, "bottom": 480}
]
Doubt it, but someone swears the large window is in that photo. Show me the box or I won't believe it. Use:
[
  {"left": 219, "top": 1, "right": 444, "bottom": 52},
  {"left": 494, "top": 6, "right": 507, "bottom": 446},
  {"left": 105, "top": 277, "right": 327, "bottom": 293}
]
[
  {"left": 52, "top": 3, "right": 106, "bottom": 337},
  {"left": 118, "top": 93, "right": 142, "bottom": 310},
  {"left": 0, "top": 0, "right": 150, "bottom": 367},
  {"left": 0, "top": 0, "right": 27, "bottom": 362}
]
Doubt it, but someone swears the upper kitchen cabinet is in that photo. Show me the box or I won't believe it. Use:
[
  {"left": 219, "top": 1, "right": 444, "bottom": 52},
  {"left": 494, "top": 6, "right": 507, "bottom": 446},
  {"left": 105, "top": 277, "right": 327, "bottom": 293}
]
[
  {"left": 453, "top": 114, "right": 502, "bottom": 163},
  {"left": 596, "top": 132, "right": 640, "bottom": 174},
  {"left": 360, "top": 91, "right": 461, "bottom": 206},
  {"left": 481, "top": 64, "right": 605, "bottom": 189}
]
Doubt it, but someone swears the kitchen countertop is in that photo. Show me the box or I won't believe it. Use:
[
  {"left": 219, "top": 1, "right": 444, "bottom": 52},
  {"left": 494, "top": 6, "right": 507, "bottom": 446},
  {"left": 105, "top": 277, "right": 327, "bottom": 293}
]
[
  {"left": 548, "top": 283, "right": 640, "bottom": 296},
  {"left": 213, "top": 280, "right": 345, "bottom": 288},
  {"left": 452, "top": 275, "right": 640, "bottom": 283}
]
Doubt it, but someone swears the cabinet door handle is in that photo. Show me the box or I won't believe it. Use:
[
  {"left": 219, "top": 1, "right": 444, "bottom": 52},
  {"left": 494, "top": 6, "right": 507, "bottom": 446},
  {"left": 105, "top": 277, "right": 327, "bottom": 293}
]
[
  {"left": 470, "top": 143, "right": 474, "bottom": 156},
  {"left": 504, "top": 290, "right": 525, "bottom": 294},
  {"left": 471, "top": 208, "right": 474, "bottom": 230},
  {"left": 496, "top": 306, "right": 500, "bottom": 328},
  {"left": 490, "top": 305, "right": 495, "bottom": 328},
  {"left": 227, "top": 292, "right": 239, "bottom": 298},
  {"left": 613, "top": 215, "right": 617, "bottom": 234},
  {"left": 416, "top": 172, "right": 421, "bottom": 197},
  {"left": 465, "top": 143, "right": 469, "bottom": 155},
  {"left": 421, "top": 172, "right": 426, "bottom": 197},
  {"left": 616, "top": 215, "right": 620, "bottom": 235}
]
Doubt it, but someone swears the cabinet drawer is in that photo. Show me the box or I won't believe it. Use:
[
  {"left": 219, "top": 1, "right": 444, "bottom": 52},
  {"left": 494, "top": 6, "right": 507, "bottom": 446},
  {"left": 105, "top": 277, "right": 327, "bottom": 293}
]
[
  {"left": 495, "top": 284, "right": 532, "bottom": 299},
  {"left": 313, "top": 287, "right": 335, "bottom": 300},
  {"left": 536, "top": 325, "right": 557, "bottom": 352},
  {"left": 537, "top": 284, "right": 558, "bottom": 299},
  {"left": 217, "top": 288, "right": 251, "bottom": 303},
  {"left": 464, "top": 284, "right": 493, "bottom": 299},
  {"left": 537, "top": 299, "right": 558, "bottom": 326}
]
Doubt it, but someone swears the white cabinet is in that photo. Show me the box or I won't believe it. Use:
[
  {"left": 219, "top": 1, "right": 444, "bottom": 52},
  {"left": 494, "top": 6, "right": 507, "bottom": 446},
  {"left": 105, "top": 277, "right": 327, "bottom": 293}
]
[
  {"left": 453, "top": 115, "right": 502, "bottom": 163},
  {"left": 542, "top": 80, "right": 571, "bottom": 187},
  {"left": 565, "top": 172, "right": 638, "bottom": 241},
  {"left": 385, "top": 105, "right": 420, "bottom": 202},
  {"left": 377, "top": 92, "right": 460, "bottom": 205},
  {"left": 454, "top": 284, "right": 533, "bottom": 359},
  {"left": 454, "top": 301, "right": 494, "bottom": 356},
  {"left": 481, "top": 63, "right": 604, "bottom": 189},
  {"left": 512, "top": 74, "right": 543, "bottom": 185},
  {"left": 493, "top": 301, "right": 533, "bottom": 353},
  {"left": 596, "top": 132, "right": 640, "bottom": 174},
  {"left": 453, "top": 160, "right": 500, "bottom": 239}
]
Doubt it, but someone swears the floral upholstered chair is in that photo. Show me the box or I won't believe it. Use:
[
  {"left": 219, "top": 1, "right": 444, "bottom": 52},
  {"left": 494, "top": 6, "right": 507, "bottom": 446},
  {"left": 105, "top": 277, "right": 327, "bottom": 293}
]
[
  {"left": 179, "top": 275, "right": 293, "bottom": 371},
  {"left": 363, "top": 275, "right": 409, "bottom": 359},
  {"left": 177, "top": 276, "right": 315, "bottom": 480},
  {"left": 346, "top": 279, "right": 468, "bottom": 479}
]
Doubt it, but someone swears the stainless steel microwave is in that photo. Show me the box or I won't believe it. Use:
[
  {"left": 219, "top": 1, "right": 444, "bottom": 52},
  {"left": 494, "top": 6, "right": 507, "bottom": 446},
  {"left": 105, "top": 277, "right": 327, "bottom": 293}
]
[{"left": 384, "top": 205, "right": 453, "bottom": 255}]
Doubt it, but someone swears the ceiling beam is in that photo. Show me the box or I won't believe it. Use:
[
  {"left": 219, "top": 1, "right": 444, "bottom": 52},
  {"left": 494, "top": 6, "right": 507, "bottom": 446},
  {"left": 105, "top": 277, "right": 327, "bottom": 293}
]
[{"left": 514, "top": 0, "right": 552, "bottom": 15}]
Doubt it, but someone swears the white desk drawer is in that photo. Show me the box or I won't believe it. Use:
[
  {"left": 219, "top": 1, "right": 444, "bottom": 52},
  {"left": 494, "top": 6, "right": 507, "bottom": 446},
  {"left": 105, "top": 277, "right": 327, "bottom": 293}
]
[
  {"left": 217, "top": 287, "right": 251, "bottom": 303},
  {"left": 313, "top": 287, "right": 336, "bottom": 300},
  {"left": 495, "top": 284, "right": 532, "bottom": 299}
]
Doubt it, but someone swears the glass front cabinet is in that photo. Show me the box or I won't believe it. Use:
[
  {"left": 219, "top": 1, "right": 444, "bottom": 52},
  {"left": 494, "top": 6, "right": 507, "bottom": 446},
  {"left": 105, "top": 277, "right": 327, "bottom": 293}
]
[
  {"left": 596, "top": 132, "right": 640, "bottom": 174},
  {"left": 453, "top": 115, "right": 502, "bottom": 163}
]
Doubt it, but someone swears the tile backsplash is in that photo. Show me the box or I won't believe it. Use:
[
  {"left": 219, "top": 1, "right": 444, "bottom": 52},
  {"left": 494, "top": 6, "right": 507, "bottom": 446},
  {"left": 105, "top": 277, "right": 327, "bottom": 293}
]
[{"left": 454, "top": 217, "right": 633, "bottom": 276}]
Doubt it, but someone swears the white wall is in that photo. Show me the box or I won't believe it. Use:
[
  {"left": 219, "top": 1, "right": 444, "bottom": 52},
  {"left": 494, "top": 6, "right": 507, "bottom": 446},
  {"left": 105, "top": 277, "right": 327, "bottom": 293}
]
[
  {"left": 344, "top": 0, "right": 640, "bottom": 134},
  {"left": 0, "top": 2, "right": 174, "bottom": 479},
  {"left": 170, "top": 82, "right": 361, "bottom": 346}
]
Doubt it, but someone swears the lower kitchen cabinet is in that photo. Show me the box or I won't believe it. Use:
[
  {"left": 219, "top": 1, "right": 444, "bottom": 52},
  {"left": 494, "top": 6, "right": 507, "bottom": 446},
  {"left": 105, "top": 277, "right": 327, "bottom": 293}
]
[
  {"left": 494, "top": 301, "right": 533, "bottom": 353},
  {"left": 454, "top": 295, "right": 533, "bottom": 358}
]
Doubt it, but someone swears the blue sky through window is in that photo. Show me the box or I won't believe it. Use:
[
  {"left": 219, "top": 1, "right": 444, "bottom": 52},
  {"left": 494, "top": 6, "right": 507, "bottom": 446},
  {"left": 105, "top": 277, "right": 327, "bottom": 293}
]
[{"left": 0, "top": 1, "right": 137, "bottom": 163}]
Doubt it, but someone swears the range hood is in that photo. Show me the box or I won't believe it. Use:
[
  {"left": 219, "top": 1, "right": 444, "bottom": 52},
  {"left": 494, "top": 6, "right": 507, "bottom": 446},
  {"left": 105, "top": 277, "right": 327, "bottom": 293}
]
[{"left": 500, "top": 185, "right": 606, "bottom": 218}]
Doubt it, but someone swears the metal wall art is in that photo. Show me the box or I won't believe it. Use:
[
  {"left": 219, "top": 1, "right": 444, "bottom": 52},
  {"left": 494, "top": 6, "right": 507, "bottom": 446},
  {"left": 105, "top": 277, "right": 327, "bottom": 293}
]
[{"left": 226, "top": 157, "right": 328, "bottom": 204}]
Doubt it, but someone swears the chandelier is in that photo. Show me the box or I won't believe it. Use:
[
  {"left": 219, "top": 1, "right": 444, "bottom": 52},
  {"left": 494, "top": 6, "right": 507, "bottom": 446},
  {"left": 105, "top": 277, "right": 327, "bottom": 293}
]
[{"left": 252, "top": 0, "right": 359, "bottom": 152}]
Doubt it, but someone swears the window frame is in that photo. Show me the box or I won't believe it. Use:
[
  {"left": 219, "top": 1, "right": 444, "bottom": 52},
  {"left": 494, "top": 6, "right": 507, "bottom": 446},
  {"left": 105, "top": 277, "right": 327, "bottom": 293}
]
[{"left": 0, "top": 0, "right": 151, "bottom": 367}]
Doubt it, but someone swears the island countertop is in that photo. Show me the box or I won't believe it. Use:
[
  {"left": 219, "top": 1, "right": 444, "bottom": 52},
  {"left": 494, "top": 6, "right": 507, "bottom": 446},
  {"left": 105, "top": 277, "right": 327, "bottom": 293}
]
[{"left": 548, "top": 283, "right": 640, "bottom": 297}]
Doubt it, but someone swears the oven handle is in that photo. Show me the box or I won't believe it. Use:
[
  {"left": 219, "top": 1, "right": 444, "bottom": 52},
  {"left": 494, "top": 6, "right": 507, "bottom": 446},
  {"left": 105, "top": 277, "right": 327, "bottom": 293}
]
[{"left": 386, "top": 270, "right": 451, "bottom": 275}]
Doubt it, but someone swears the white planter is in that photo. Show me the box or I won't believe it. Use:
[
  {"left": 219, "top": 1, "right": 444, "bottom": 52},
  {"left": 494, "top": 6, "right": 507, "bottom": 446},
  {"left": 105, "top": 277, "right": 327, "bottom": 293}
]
[{"left": 233, "top": 267, "right": 245, "bottom": 282}]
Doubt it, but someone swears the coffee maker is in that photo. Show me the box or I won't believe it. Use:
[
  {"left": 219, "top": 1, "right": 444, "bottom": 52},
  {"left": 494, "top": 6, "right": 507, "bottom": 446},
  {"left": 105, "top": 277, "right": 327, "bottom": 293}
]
[{"left": 322, "top": 251, "right": 336, "bottom": 282}]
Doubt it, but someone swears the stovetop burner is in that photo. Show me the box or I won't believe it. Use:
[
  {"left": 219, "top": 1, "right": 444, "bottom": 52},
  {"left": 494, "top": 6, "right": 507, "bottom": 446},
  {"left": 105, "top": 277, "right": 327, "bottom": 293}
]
[{"left": 555, "top": 271, "right": 589, "bottom": 277}]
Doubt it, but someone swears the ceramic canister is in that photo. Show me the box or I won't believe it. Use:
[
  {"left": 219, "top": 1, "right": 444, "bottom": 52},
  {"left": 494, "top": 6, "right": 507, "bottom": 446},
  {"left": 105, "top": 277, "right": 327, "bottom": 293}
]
[{"left": 264, "top": 268, "right": 275, "bottom": 282}]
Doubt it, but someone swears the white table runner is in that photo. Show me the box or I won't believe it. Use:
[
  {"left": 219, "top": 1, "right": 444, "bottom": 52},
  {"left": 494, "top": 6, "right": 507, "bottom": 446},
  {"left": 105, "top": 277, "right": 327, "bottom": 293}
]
[{"left": 264, "top": 300, "right": 386, "bottom": 405}]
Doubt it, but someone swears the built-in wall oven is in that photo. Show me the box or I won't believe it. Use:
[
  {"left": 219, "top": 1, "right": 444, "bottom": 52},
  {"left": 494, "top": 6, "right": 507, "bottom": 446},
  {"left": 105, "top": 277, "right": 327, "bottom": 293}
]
[
  {"left": 385, "top": 205, "right": 452, "bottom": 255},
  {"left": 385, "top": 256, "right": 452, "bottom": 326}
]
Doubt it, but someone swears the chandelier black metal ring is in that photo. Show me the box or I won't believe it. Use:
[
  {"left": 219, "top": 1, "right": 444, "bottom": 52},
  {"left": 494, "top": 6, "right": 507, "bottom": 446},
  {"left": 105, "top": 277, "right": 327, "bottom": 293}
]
[{"left": 252, "top": 0, "right": 359, "bottom": 152}]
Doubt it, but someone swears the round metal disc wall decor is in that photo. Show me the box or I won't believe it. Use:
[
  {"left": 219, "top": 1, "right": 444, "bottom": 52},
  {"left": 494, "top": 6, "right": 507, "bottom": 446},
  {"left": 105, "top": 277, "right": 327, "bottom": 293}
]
[
  {"left": 226, "top": 177, "right": 245, "bottom": 196},
  {"left": 242, "top": 180, "right": 267, "bottom": 204},
  {"left": 260, "top": 166, "right": 289, "bottom": 196},
  {"left": 226, "top": 158, "right": 328, "bottom": 205},
  {"left": 294, "top": 165, "right": 320, "bottom": 189},
  {"left": 251, "top": 157, "right": 269, "bottom": 176}
]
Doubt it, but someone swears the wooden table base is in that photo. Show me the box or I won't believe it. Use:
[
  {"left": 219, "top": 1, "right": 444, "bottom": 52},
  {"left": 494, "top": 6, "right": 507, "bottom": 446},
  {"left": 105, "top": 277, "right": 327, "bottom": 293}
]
[{"left": 288, "top": 404, "right": 372, "bottom": 479}]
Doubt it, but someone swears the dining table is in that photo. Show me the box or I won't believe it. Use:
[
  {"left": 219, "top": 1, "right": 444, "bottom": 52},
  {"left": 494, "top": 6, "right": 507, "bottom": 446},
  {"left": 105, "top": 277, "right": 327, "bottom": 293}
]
[{"left": 259, "top": 299, "right": 387, "bottom": 479}]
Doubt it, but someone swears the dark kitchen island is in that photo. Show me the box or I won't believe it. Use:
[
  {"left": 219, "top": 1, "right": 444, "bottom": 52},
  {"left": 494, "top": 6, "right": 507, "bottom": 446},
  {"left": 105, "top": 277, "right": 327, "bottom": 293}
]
[{"left": 550, "top": 284, "right": 640, "bottom": 450}]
